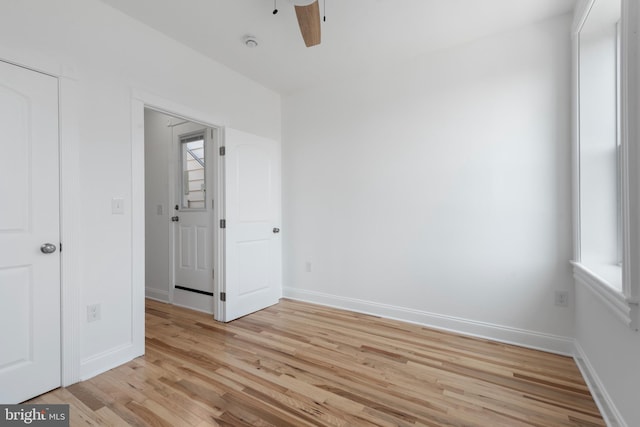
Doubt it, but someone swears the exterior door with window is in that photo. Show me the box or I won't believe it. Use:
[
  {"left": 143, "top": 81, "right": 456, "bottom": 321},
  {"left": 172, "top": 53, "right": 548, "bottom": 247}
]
[
  {"left": 0, "top": 61, "right": 60, "bottom": 403},
  {"left": 173, "top": 125, "right": 214, "bottom": 303}
]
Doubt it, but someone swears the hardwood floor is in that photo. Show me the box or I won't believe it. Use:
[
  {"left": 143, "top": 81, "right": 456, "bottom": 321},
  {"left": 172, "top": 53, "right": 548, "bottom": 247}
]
[{"left": 30, "top": 299, "right": 605, "bottom": 426}]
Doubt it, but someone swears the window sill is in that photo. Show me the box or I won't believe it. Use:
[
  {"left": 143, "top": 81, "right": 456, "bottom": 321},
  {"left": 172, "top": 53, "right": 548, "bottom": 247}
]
[{"left": 571, "top": 261, "right": 636, "bottom": 328}]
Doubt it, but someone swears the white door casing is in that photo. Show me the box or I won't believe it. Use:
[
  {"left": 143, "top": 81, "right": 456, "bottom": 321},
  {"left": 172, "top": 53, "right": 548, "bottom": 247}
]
[
  {"left": 0, "top": 61, "right": 60, "bottom": 403},
  {"left": 173, "top": 124, "right": 214, "bottom": 300},
  {"left": 222, "top": 128, "right": 281, "bottom": 322}
]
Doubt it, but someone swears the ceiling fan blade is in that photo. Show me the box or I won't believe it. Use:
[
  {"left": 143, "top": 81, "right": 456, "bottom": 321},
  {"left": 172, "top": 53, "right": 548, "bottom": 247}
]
[{"left": 294, "top": 0, "right": 321, "bottom": 47}]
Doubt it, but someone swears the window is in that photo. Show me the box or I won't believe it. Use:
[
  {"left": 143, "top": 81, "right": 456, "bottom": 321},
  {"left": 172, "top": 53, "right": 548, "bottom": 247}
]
[
  {"left": 574, "top": 0, "right": 639, "bottom": 329},
  {"left": 180, "top": 133, "right": 206, "bottom": 209},
  {"left": 577, "top": 0, "right": 622, "bottom": 290},
  {"left": 615, "top": 21, "right": 623, "bottom": 266}
]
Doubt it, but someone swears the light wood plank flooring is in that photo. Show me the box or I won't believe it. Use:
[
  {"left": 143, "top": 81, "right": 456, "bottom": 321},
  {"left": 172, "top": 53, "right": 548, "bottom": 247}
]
[{"left": 29, "top": 299, "right": 605, "bottom": 426}]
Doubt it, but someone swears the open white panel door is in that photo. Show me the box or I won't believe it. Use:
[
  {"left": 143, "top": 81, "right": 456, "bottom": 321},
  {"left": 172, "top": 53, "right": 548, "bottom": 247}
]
[{"left": 222, "top": 128, "right": 281, "bottom": 322}]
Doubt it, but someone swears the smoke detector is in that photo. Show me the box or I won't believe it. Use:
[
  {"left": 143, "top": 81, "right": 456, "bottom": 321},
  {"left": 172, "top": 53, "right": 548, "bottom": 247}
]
[{"left": 243, "top": 35, "right": 259, "bottom": 48}]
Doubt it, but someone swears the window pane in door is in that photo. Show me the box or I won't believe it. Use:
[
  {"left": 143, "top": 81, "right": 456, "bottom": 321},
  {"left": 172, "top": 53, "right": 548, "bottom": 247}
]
[{"left": 181, "top": 135, "right": 205, "bottom": 209}]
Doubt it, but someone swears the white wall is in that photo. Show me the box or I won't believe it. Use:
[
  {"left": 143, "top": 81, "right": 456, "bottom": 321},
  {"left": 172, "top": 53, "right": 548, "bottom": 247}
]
[
  {"left": 144, "top": 109, "right": 172, "bottom": 302},
  {"left": 575, "top": 286, "right": 640, "bottom": 426},
  {"left": 283, "top": 15, "right": 575, "bottom": 350},
  {"left": 0, "top": 0, "right": 280, "bottom": 380}
]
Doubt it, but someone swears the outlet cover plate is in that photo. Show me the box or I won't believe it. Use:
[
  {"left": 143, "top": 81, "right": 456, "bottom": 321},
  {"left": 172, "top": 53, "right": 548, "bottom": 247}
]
[
  {"left": 87, "top": 304, "right": 101, "bottom": 322},
  {"left": 554, "top": 291, "right": 569, "bottom": 307}
]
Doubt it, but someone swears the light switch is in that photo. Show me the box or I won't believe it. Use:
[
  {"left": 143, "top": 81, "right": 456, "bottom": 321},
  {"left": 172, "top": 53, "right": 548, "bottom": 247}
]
[
  {"left": 156, "top": 204, "right": 164, "bottom": 215},
  {"left": 112, "top": 198, "right": 124, "bottom": 214}
]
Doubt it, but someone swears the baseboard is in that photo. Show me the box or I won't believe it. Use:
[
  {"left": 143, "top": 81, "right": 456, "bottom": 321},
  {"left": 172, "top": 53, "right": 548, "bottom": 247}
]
[
  {"left": 283, "top": 287, "right": 575, "bottom": 356},
  {"left": 79, "top": 343, "right": 142, "bottom": 381},
  {"left": 573, "top": 342, "right": 627, "bottom": 427},
  {"left": 145, "top": 287, "right": 170, "bottom": 303}
]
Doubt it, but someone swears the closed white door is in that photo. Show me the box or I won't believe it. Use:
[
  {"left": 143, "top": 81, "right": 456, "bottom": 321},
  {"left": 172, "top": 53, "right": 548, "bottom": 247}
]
[
  {"left": 222, "top": 128, "right": 281, "bottom": 322},
  {"left": 173, "top": 126, "right": 214, "bottom": 297},
  {"left": 0, "top": 61, "right": 60, "bottom": 403}
]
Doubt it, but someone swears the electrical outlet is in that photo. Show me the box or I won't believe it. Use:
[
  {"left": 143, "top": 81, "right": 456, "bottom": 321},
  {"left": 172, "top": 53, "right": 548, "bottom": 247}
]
[
  {"left": 87, "top": 304, "right": 101, "bottom": 322},
  {"left": 554, "top": 291, "right": 569, "bottom": 307}
]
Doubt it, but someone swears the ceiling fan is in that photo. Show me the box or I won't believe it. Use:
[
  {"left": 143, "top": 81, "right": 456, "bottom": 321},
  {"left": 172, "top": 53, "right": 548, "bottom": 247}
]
[
  {"left": 293, "top": 0, "right": 321, "bottom": 47},
  {"left": 273, "top": 0, "right": 322, "bottom": 47}
]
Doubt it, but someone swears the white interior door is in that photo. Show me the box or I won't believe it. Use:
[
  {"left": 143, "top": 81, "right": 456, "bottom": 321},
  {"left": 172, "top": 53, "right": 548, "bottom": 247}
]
[
  {"left": 173, "top": 125, "right": 214, "bottom": 302},
  {"left": 0, "top": 61, "right": 60, "bottom": 403},
  {"left": 222, "top": 128, "right": 281, "bottom": 322}
]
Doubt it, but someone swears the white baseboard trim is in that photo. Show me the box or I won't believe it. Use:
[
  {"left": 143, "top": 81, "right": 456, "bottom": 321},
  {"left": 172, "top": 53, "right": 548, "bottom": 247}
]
[
  {"left": 573, "top": 342, "right": 626, "bottom": 427},
  {"left": 145, "top": 287, "right": 170, "bottom": 303},
  {"left": 283, "top": 287, "right": 575, "bottom": 356},
  {"left": 79, "top": 342, "right": 142, "bottom": 381}
]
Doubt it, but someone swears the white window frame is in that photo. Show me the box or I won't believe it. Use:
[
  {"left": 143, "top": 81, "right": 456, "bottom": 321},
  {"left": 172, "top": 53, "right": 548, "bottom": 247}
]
[
  {"left": 572, "top": 0, "right": 639, "bottom": 330},
  {"left": 178, "top": 131, "right": 207, "bottom": 211}
]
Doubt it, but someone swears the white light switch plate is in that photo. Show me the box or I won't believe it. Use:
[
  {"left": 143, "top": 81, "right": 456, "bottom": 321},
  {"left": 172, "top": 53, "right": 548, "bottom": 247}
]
[{"left": 112, "top": 198, "right": 124, "bottom": 214}]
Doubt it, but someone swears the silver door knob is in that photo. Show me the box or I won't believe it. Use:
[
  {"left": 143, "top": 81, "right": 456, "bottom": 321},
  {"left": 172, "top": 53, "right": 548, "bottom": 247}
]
[{"left": 40, "top": 243, "right": 57, "bottom": 254}]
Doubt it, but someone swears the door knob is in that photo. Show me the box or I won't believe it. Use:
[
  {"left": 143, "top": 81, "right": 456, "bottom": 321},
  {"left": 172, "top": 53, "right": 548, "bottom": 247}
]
[
  {"left": 272, "top": 227, "right": 280, "bottom": 234},
  {"left": 171, "top": 216, "right": 179, "bottom": 222},
  {"left": 40, "top": 243, "right": 57, "bottom": 254}
]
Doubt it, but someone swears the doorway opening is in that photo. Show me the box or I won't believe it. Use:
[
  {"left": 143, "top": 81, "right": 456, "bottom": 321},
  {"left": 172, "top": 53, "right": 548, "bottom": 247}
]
[
  {"left": 132, "top": 92, "right": 282, "bottom": 343},
  {"left": 144, "top": 108, "right": 219, "bottom": 314}
]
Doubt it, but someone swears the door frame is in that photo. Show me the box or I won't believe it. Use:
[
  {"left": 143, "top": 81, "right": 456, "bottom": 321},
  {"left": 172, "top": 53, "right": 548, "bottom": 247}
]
[{"left": 131, "top": 90, "right": 227, "bottom": 333}]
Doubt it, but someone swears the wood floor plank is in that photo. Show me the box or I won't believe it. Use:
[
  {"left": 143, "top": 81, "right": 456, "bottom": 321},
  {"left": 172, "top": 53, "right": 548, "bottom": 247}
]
[{"left": 28, "top": 298, "right": 605, "bottom": 426}]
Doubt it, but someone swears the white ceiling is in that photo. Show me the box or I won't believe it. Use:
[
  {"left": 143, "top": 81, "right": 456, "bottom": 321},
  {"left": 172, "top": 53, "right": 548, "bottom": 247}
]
[{"left": 98, "top": 0, "right": 576, "bottom": 94}]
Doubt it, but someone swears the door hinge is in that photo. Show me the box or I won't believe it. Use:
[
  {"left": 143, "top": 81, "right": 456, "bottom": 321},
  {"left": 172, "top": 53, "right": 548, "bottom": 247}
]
[
  {"left": 220, "top": 219, "right": 226, "bottom": 229},
  {"left": 59, "top": 243, "right": 62, "bottom": 253},
  {"left": 212, "top": 268, "right": 214, "bottom": 279},
  {"left": 219, "top": 146, "right": 226, "bottom": 156},
  {"left": 210, "top": 129, "right": 214, "bottom": 138},
  {"left": 220, "top": 292, "right": 226, "bottom": 302}
]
